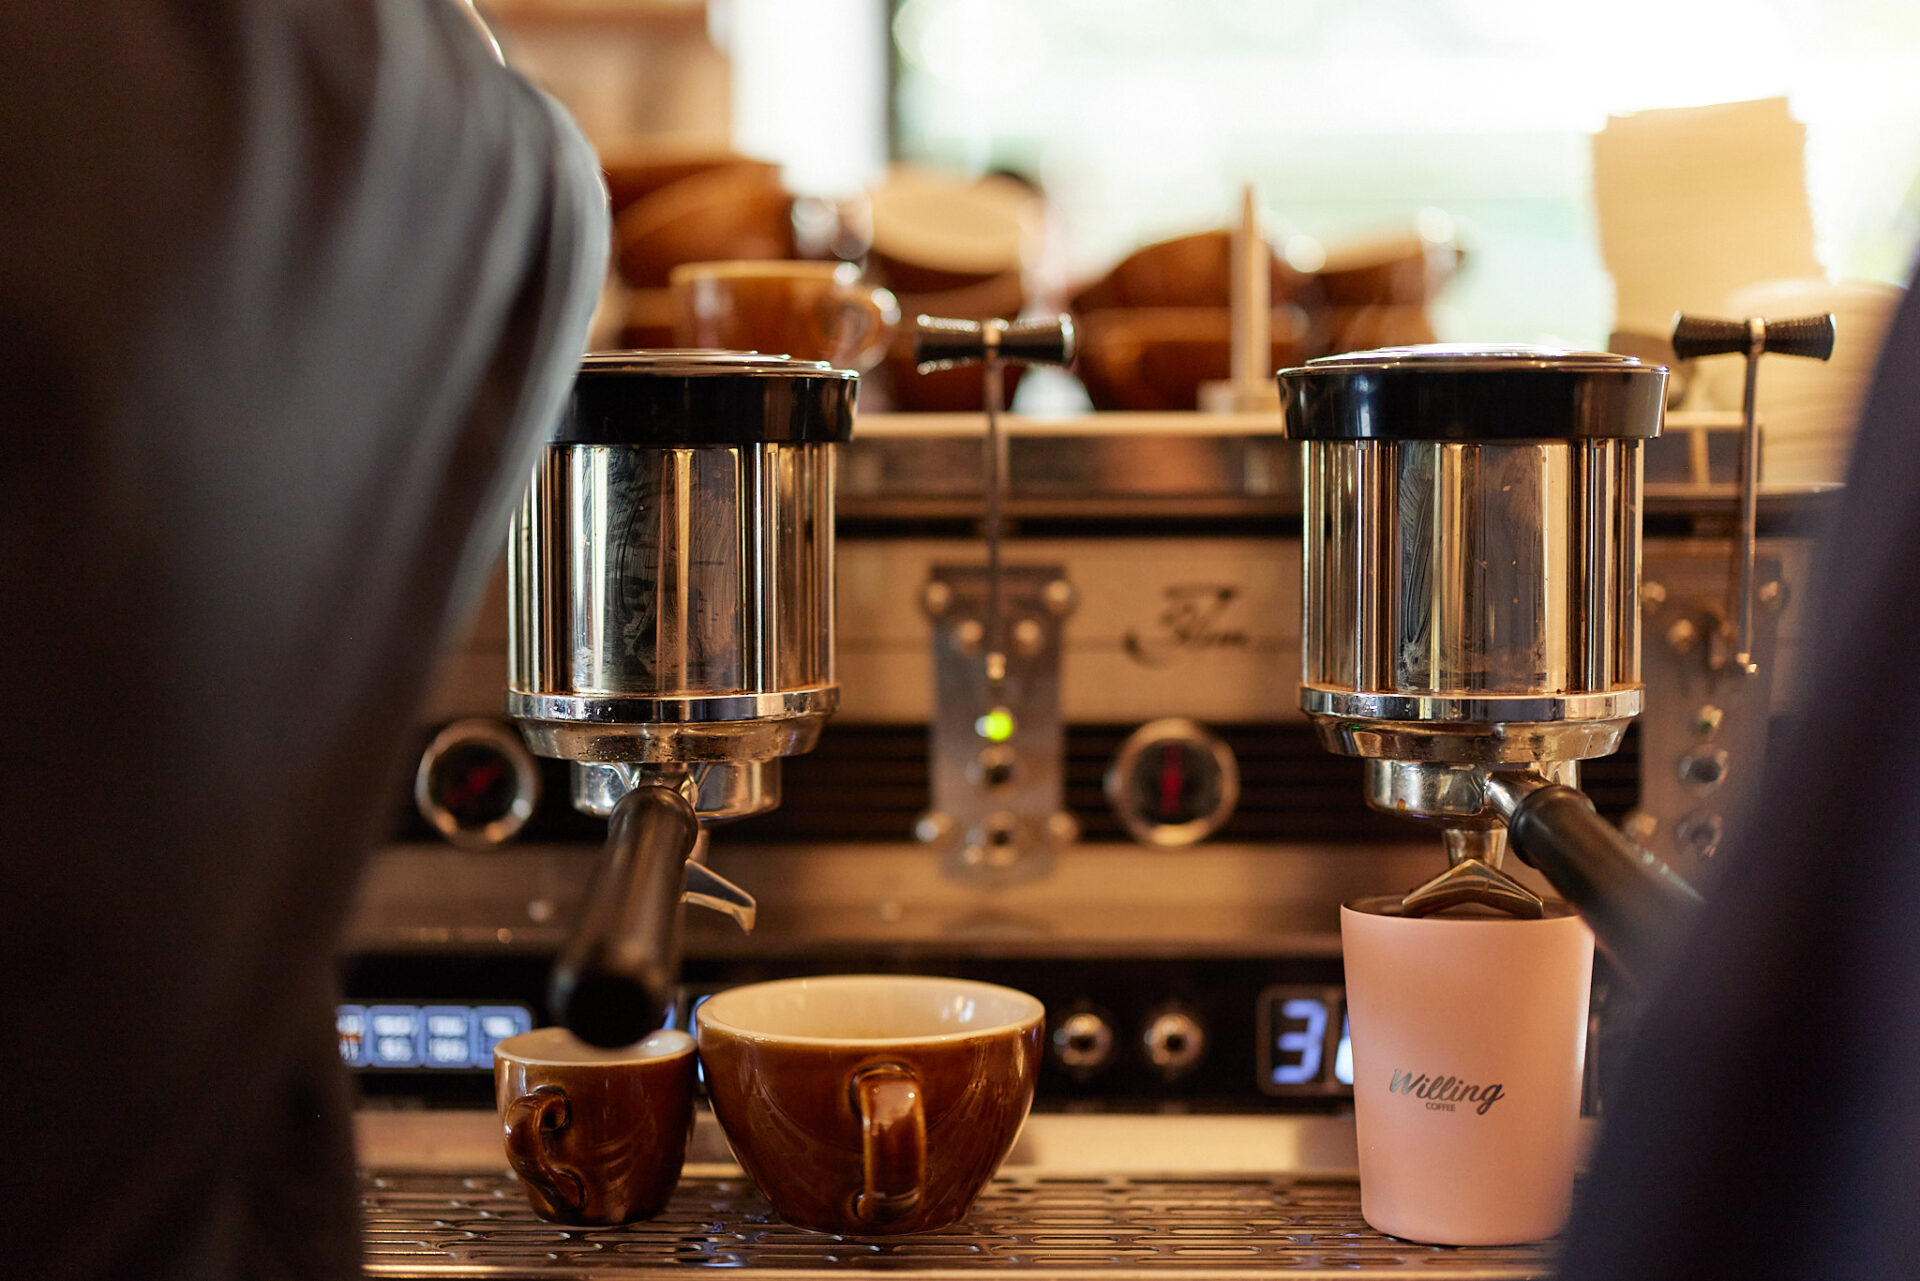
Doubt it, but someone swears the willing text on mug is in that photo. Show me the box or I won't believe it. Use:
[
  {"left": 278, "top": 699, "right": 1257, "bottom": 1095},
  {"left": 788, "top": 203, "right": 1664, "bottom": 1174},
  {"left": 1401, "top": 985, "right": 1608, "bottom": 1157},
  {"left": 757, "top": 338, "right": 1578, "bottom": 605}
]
[{"left": 1389, "top": 1069, "right": 1505, "bottom": 1115}]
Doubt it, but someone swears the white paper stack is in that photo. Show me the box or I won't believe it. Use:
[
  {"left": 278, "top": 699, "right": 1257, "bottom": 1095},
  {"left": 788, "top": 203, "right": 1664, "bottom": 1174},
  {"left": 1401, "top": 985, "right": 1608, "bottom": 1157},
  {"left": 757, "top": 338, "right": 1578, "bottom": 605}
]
[{"left": 1592, "top": 97, "right": 1822, "bottom": 337}]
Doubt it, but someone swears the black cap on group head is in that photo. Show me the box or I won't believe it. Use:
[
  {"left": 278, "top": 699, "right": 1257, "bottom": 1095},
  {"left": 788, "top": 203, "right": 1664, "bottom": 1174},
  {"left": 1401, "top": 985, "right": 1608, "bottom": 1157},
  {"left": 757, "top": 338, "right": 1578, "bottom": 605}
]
[
  {"left": 1277, "top": 344, "right": 1667, "bottom": 443},
  {"left": 555, "top": 351, "right": 859, "bottom": 447}
]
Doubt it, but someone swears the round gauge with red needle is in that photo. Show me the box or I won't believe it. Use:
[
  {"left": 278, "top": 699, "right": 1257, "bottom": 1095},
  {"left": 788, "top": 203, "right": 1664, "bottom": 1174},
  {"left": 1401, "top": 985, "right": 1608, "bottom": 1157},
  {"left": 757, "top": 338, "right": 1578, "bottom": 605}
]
[
  {"left": 413, "top": 718, "right": 542, "bottom": 850},
  {"left": 1104, "top": 718, "right": 1240, "bottom": 847}
]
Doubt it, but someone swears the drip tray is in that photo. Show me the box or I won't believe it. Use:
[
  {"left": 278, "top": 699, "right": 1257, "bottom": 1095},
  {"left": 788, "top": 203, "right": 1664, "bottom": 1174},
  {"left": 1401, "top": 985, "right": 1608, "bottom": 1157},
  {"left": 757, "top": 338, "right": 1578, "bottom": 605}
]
[{"left": 361, "top": 1168, "right": 1556, "bottom": 1278}]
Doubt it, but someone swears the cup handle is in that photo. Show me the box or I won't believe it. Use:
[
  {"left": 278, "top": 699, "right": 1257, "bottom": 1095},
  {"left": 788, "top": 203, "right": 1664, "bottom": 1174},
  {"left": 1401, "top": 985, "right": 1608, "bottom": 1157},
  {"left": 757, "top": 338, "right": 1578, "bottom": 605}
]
[
  {"left": 850, "top": 1063, "right": 925, "bottom": 1227},
  {"left": 504, "top": 1085, "right": 586, "bottom": 1219},
  {"left": 824, "top": 283, "right": 901, "bottom": 372}
]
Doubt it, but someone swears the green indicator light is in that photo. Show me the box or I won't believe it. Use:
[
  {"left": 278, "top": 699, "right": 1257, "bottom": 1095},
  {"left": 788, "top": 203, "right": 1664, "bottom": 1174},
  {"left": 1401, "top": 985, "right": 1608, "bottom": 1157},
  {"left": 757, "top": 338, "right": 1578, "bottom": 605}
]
[{"left": 975, "top": 708, "right": 1017, "bottom": 743}]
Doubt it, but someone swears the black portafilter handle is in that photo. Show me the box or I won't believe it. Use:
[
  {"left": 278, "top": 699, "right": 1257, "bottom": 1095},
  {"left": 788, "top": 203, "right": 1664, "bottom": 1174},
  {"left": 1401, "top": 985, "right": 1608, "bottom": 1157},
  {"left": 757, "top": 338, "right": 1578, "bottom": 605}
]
[
  {"left": 1670, "top": 312, "right": 1837, "bottom": 362},
  {"left": 913, "top": 315, "right": 1076, "bottom": 372},
  {"left": 1492, "top": 777, "right": 1704, "bottom": 987},
  {"left": 548, "top": 784, "right": 699, "bottom": 1048}
]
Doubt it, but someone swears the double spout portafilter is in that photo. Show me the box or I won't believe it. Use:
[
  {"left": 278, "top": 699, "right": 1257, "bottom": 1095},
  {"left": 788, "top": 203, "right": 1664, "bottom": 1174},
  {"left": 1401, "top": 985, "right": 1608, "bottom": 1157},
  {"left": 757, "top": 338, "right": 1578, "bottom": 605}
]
[
  {"left": 1278, "top": 346, "right": 1702, "bottom": 983},
  {"left": 508, "top": 353, "right": 854, "bottom": 1046}
]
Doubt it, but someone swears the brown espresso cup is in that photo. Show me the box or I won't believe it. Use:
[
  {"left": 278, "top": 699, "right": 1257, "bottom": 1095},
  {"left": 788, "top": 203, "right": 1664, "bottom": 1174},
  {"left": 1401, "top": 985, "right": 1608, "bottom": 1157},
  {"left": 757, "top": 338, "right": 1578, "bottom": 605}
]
[
  {"left": 695, "top": 975, "right": 1044, "bottom": 1235},
  {"left": 669, "top": 260, "right": 900, "bottom": 371},
  {"left": 493, "top": 1027, "right": 697, "bottom": 1226}
]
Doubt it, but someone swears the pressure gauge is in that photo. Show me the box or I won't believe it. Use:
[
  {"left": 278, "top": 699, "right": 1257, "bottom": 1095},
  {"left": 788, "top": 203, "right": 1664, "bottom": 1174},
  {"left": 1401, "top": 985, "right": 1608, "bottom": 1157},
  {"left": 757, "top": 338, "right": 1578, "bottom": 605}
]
[
  {"left": 414, "top": 718, "right": 542, "bottom": 850},
  {"left": 1105, "top": 718, "right": 1240, "bottom": 847}
]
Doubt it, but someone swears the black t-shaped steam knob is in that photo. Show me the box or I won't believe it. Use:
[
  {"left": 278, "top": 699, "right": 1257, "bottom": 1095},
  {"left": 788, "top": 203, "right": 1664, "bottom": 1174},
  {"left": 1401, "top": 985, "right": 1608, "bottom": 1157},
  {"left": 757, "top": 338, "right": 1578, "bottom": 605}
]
[
  {"left": 913, "top": 315, "right": 1075, "bottom": 372},
  {"left": 1671, "top": 313, "right": 1837, "bottom": 362}
]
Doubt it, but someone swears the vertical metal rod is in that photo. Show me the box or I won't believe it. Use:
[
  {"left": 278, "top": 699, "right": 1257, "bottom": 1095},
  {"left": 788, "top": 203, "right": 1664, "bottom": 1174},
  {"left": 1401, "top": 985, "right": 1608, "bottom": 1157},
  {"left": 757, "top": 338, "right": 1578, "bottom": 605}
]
[
  {"left": 820, "top": 447, "right": 837, "bottom": 684},
  {"left": 1617, "top": 441, "right": 1642, "bottom": 684},
  {"left": 1432, "top": 444, "right": 1465, "bottom": 692},
  {"left": 982, "top": 320, "right": 1008, "bottom": 694},
  {"left": 1353, "top": 441, "right": 1393, "bottom": 691},
  {"left": 1732, "top": 320, "right": 1764, "bottom": 676},
  {"left": 742, "top": 445, "right": 780, "bottom": 692},
  {"left": 582, "top": 449, "right": 612, "bottom": 691},
  {"left": 667, "top": 449, "right": 692, "bottom": 691},
  {"left": 1566, "top": 442, "right": 1591, "bottom": 690},
  {"left": 1581, "top": 441, "right": 1615, "bottom": 691},
  {"left": 1300, "top": 442, "right": 1323, "bottom": 689}
]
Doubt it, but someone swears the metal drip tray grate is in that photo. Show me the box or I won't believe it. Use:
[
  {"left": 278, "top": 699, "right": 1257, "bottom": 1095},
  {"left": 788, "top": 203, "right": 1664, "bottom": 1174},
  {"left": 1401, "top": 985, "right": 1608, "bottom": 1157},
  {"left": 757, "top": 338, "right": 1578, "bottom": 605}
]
[{"left": 362, "top": 1169, "right": 1556, "bottom": 1278}]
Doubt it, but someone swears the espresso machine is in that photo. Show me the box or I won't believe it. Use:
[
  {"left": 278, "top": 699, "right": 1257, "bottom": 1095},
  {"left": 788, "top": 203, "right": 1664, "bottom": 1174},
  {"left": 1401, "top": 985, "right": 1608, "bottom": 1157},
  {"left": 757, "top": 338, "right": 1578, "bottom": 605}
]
[
  {"left": 505, "top": 351, "right": 855, "bottom": 1046},
  {"left": 1278, "top": 345, "right": 1701, "bottom": 978}
]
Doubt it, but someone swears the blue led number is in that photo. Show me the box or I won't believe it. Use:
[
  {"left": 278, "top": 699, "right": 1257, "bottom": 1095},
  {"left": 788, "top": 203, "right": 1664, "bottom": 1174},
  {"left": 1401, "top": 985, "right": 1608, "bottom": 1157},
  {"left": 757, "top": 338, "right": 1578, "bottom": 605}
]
[
  {"left": 367, "top": 1005, "right": 423, "bottom": 1067},
  {"left": 422, "top": 1006, "right": 476, "bottom": 1067},
  {"left": 476, "top": 1006, "right": 533, "bottom": 1065},
  {"left": 336, "top": 1006, "right": 368, "bottom": 1067},
  {"left": 1272, "top": 997, "right": 1328, "bottom": 1085},
  {"left": 1333, "top": 1008, "right": 1354, "bottom": 1086}
]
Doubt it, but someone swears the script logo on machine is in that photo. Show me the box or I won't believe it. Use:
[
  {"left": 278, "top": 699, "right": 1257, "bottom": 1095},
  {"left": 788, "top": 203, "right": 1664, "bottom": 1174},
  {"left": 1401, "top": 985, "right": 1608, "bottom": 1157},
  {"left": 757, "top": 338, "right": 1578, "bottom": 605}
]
[
  {"left": 1122, "top": 584, "right": 1250, "bottom": 667},
  {"left": 1389, "top": 1068, "right": 1506, "bottom": 1115}
]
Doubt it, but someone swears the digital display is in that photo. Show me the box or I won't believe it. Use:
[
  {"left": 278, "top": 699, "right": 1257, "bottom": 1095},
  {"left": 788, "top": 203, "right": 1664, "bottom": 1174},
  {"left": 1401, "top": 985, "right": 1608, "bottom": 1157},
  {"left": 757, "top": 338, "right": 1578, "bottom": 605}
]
[
  {"left": 1255, "top": 985, "right": 1351, "bottom": 1096},
  {"left": 337, "top": 1002, "right": 532, "bottom": 1070}
]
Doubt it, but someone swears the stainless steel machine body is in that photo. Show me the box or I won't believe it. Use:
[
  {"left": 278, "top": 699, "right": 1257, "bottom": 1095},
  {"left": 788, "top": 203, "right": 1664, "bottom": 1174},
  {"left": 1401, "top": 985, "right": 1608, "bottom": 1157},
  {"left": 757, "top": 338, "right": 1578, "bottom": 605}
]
[
  {"left": 1289, "top": 346, "right": 1658, "bottom": 777},
  {"left": 346, "top": 411, "right": 1825, "bottom": 1280},
  {"left": 1301, "top": 437, "right": 1642, "bottom": 764},
  {"left": 1280, "top": 346, "right": 1699, "bottom": 969},
  {"left": 508, "top": 356, "right": 844, "bottom": 773},
  {"left": 505, "top": 352, "right": 855, "bottom": 1044}
]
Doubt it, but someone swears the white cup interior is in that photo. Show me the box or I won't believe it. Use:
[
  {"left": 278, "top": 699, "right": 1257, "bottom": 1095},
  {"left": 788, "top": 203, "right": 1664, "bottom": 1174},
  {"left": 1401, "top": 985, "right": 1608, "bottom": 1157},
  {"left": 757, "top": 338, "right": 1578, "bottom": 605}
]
[
  {"left": 696, "top": 975, "right": 1042, "bottom": 1044},
  {"left": 494, "top": 1026, "right": 693, "bottom": 1066}
]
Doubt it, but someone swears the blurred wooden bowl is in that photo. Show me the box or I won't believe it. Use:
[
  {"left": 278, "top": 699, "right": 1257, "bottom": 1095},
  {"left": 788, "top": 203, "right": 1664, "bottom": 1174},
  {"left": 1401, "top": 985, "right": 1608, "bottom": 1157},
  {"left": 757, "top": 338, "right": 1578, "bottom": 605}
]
[
  {"left": 1070, "top": 230, "right": 1318, "bottom": 314},
  {"left": 614, "top": 287, "right": 676, "bottom": 350},
  {"left": 599, "top": 145, "right": 777, "bottom": 219},
  {"left": 1316, "top": 229, "right": 1462, "bottom": 306},
  {"left": 1075, "top": 306, "right": 1316, "bottom": 412},
  {"left": 614, "top": 164, "right": 796, "bottom": 288},
  {"left": 1323, "top": 303, "right": 1438, "bottom": 356}
]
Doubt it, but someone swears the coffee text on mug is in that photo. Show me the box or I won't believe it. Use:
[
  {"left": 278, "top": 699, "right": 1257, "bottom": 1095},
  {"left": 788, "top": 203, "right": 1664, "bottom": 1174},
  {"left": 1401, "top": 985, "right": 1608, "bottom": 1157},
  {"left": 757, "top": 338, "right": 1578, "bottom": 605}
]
[{"left": 1389, "top": 1069, "right": 1505, "bottom": 1115}]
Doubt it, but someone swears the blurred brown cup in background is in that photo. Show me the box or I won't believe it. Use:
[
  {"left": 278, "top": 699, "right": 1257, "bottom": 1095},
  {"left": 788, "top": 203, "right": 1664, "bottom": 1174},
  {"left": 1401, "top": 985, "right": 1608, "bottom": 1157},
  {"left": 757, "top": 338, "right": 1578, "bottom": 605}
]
[
  {"left": 670, "top": 260, "right": 900, "bottom": 371},
  {"left": 695, "top": 975, "right": 1045, "bottom": 1235},
  {"left": 494, "top": 1028, "right": 697, "bottom": 1226}
]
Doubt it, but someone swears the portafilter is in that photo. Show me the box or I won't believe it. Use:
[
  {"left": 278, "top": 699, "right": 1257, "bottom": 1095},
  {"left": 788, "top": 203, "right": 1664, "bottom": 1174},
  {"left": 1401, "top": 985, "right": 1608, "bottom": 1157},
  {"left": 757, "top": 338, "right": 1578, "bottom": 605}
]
[
  {"left": 1278, "top": 345, "right": 1701, "bottom": 982},
  {"left": 508, "top": 352, "right": 854, "bottom": 1045}
]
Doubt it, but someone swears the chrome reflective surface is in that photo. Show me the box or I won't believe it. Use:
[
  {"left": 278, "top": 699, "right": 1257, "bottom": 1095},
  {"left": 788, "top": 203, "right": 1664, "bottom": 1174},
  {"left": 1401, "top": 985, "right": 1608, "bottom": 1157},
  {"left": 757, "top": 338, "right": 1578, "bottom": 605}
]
[
  {"left": 359, "top": 1164, "right": 1558, "bottom": 1277},
  {"left": 1301, "top": 438, "right": 1642, "bottom": 715},
  {"left": 571, "top": 760, "right": 783, "bottom": 822},
  {"left": 1364, "top": 760, "right": 1580, "bottom": 824},
  {"left": 510, "top": 440, "right": 835, "bottom": 745}
]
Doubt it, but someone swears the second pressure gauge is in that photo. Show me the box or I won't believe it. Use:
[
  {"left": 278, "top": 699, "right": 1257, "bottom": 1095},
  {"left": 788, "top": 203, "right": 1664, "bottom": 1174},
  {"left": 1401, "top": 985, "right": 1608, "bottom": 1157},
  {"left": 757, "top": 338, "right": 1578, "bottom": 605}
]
[
  {"left": 1105, "top": 718, "right": 1240, "bottom": 847},
  {"left": 414, "top": 718, "right": 542, "bottom": 850}
]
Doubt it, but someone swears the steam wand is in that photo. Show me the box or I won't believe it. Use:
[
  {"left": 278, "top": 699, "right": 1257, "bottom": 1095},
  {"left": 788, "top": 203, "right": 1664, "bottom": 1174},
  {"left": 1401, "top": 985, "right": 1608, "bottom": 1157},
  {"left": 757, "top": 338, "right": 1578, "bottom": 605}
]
[
  {"left": 1671, "top": 311, "right": 1836, "bottom": 675},
  {"left": 548, "top": 767, "right": 757, "bottom": 1048},
  {"left": 913, "top": 316, "right": 1076, "bottom": 706}
]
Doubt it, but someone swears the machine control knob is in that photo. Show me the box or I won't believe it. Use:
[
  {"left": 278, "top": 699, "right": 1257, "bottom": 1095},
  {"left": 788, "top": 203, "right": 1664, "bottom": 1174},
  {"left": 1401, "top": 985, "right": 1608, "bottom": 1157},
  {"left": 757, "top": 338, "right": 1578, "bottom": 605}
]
[
  {"left": 970, "top": 745, "right": 1017, "bottom": 789},
  {"left": 1141, "top": 1006, "right": 1207, "bottom": 1081},
  {"left": 1678, "top": 746, "right": 1730, "bottom": 790},
  {"left": 1676, "top": 811, "right": 1726, "bottom": 860},
  {"left": 1050, "top": 1008, "right": 1116, "bottom": 1075},
  {"left": 1692, "top": 704, "right": 1725, "bottom": 738}
]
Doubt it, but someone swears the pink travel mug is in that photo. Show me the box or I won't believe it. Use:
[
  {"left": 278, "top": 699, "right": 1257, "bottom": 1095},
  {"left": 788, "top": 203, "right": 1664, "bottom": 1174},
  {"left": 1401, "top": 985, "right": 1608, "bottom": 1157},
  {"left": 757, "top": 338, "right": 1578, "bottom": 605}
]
[{"left": 1341, "top": 895, "right": 1594, "bottom": 1245}]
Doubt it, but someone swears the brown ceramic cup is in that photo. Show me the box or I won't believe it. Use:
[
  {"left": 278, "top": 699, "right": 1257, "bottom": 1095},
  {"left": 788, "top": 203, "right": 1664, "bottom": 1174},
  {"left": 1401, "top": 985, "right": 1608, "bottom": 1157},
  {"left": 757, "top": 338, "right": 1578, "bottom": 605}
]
[
  {"left": 493, "top": 1027, "right": 697, "bottom": 1226},
  {"left": 669, "top": 260, "right": 900, "bottom": 371},
  {"left": 695, "top": 975, "right": 1044, "bottom": 1235}
]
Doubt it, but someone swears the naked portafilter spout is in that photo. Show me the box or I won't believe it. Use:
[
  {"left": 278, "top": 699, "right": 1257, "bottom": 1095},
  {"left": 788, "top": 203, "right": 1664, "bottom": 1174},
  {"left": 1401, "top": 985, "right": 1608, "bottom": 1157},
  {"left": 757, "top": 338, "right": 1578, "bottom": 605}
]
[
  {"left": 1278, "top": 346, "right": 1702, "bottom": 984},
  {"left": 508, "top": 353, "right": 855, "bottom": 1045}
]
